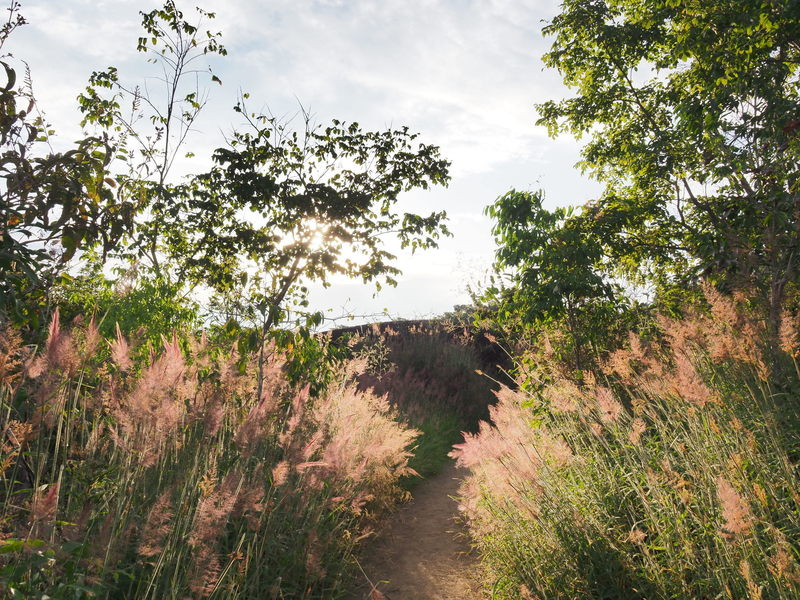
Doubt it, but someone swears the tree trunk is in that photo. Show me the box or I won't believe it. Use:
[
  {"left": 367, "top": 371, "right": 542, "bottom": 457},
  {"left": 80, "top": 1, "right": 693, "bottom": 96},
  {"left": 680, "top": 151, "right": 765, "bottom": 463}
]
[{"left": 566, "top": 298, "right": 584, "bottom": 372}]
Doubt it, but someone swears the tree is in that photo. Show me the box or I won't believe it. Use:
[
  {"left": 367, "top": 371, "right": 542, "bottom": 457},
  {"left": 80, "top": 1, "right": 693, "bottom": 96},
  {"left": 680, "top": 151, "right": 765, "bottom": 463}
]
[
  {"left": 0, "top": 4, "right": 135, "bottom": 325},
  {"left": 0, "top": 0, "right": 228, "bottom": 327},
  {"left": 537, "top": 0, "right": 800, "bottom": 329},
  {"left": 484, "top": 189, "right": 618, "bottom": 370},
  {"left": 77, "top": 0, "right": 226, "bottom": 272},
  {"left": 157, "top": 102, "right": 451, "bottom": 396}
]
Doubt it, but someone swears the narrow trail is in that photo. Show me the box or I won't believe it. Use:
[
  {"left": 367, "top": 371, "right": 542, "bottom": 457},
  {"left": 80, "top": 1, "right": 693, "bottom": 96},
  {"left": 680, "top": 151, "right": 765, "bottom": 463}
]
[{"left": 348, "top": 461, "right": 484, "bottom": 600}]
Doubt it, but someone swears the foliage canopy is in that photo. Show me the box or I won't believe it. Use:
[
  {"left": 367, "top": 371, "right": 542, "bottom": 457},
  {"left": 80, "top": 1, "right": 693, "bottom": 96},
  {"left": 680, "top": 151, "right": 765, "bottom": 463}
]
[{"left": 535, "top": 0, "right": 800, "bottom": 322}]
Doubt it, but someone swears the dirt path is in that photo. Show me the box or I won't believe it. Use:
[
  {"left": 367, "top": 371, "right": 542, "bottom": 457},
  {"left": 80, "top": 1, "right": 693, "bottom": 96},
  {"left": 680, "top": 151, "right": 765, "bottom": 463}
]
[{"left": 348, "top": 461, "right": 484, "bottom": 600}]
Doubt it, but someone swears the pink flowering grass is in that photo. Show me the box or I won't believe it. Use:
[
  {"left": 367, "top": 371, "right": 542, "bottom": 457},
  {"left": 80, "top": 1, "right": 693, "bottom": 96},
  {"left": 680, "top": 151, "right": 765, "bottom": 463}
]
[
  {"left": 0, "top": 316, "right": 418, "bottom": 599},
  {"left": 353, "top": 322, "right": 500, "bottom": 427},
  {"left": 347, "top": 321, "right": 502, "bottom": 482},
  {"left": 453, "top": 296, "right": 800, "bottom": 599}
]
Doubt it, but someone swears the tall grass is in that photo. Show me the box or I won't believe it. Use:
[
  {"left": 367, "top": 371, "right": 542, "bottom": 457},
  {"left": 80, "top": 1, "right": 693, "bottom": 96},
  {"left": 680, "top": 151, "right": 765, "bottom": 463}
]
[
  {"left": 0, "top": 311, "right": 418, "bottom": 599},
  {"left": 453, "top": 293, "right": 800, "bottom": 599}
]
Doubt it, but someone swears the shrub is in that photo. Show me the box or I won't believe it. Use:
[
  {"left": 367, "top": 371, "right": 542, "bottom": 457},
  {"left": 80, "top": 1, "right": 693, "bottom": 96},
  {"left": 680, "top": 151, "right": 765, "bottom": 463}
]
[{"left": 52, "top": 258, "right": 200, "bottom": 353}]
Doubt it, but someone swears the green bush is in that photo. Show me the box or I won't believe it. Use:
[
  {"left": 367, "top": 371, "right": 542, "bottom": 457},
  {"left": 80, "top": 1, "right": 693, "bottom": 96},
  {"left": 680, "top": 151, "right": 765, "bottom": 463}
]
[{"left": 53, "top": 257, "right": 200, "bottom": 351}]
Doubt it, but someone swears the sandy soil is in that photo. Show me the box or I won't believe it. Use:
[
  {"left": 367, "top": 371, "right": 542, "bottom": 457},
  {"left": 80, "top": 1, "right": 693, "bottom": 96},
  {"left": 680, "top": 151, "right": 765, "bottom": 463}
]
[{"left": 347, "top": 461, "right": 485, "bottom": 600}]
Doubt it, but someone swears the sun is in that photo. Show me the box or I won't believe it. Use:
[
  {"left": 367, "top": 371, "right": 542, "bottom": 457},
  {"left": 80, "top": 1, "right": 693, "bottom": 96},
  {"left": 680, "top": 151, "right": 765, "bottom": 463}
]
[{"left": 304, "top": 218, "right": 330, "bottom": 252}]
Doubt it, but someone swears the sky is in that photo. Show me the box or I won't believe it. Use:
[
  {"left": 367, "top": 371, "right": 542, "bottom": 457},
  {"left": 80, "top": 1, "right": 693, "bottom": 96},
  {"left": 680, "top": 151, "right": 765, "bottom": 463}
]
[{"left": 7, "top": 0, "right": 602, "bottom": 323}]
